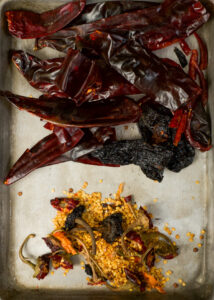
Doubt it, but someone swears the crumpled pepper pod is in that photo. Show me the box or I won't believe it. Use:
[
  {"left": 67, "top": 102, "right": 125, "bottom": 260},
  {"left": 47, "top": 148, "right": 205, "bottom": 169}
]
[
  {"left": 36, "top": 0, "right": 209, "bottom": 53},
  {"left": 0, "top": 91, "right": 141, "bottom": 127},
  {"left": 4, "top": 126, "right": 84, "bottom": 185},
  {"left": 5, "top": 0, "right": 86, "bottom": 39}
]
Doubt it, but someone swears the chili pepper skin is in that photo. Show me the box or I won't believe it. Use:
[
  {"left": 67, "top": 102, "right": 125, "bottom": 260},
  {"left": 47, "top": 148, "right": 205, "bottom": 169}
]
[
  {"left": 50, "top": 198, "right": 79, "bottom": 212},
  {"left": 12, "top": 50, "right": 140, "bottom": 105},
  {"left": 4, "top": 127, "right": 84, "bottom": 185},
  {"left": 179, "top": 39, "right": 192, "bottom": 56},
  {"left": 189, "top": 49, "right": 199, "bottom": 81},
  {"left": 81, "top": 33, "right": 201, "bottom": 112},
  {"left": 0, "top": 91, "right": 141, "bottom": 128},
  {"left": 33, "top": 254, "right": 50, "bottom": 280},
  {"left": 146, "top": 248, "right": 155, "bottom": 269},
  {"left": 37, "top": 0, "right": 209, "bottom": 53},
  {"left": 5, "top": 0, "right": 86, "bottom": 39},
  {"left": 11, "top": 50, "right": 71, "bottom": 98}
]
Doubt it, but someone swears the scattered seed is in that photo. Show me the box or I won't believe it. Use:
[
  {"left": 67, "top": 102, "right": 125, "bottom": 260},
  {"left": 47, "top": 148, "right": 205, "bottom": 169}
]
[
  {"left": 178, "top": 279, "right": 183, "bottom": 284},
  {"left": 82, "top": 182, "right": 88, "bottom": 189},
  {"left": 68, "top": 188, "right": 73, "bottom": 193},
  {"left": 153, "top": 198, "right": 158, "bottom": 203},
  {"left": 173, "top": 283, "right": 179, "bottom": 288},
  {"left": 99, "top": 179, "right": 103, "bottom": 183},
  {"left": 195, "top": 180, "right": 200, "bottom": 184},
  {"left": 51, "top": 271, "right": 54, "bottom": 275},
  {"left": 182, "top": 282, "right": 186, "bottom": 287},
  {"left": 62, "top": 190, "right": 67, "bottom": 194},
  {"left": 173, "top": 242, "right": 176, "bottom": 246},
  {"left": 201, "top": 229, "right": 206, "bottom": 234},
  {"left": 200, "top": 235, "right": 204, "bottom": 240},
  {"left": 193, "top": 248, "right": 198, "bottom": 253},
  {"left": 18, "top": 192, "right": 23, "bottom": 196},
  {"left": 189, "top": 238, "right": 193, "bottom": 242},
  {"left": 171, "top": 227, "right": 175, "bottom": 231},
  {"left": 175, "top": 234, "right": 180, "bottom": 240},
  {"left": 163, "top": 260, "right": 168, "bottom": 264},
  {"left": 198, "top": 243, "right": 202, "bottom": 248}
]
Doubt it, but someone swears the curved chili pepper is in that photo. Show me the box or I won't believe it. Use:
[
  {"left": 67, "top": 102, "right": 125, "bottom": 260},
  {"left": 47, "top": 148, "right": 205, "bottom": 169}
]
[
  {"left": 194, "top": 32, "right": 208, "bottom": 70},
  {"left": 179, "top": 39, "right": 192, "bottom": 56},
  {"left": 4, "top": 127, "right": 84, "bottom": 185},
  {"left": 185, "top": 110, "right": 212, "bottom": 152},
  {"left": 5, "top": 0, "right": 86, "bottom": 39},
  {"left": 50, "top": 198, "right": 79, "bottom": 212},
  {"left": 126, "top": 230, "right": 147, "bottom": 254},
  {"left": 0, "top": 91, "right": 141, "bottom": 128},
  {"left": 192, "top": 61, "right": 208, "bottom": 106},
  {"left": 189, "top": 49, "right": 199, "bottom": 81},
  {"left": 36, "top": 0, "right": 209, "bottom": 53}
]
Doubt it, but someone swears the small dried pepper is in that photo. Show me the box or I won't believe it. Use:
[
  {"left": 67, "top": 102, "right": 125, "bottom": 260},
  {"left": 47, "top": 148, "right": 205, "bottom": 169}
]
[
  {"left": 179, "top": 39, "right": 192, "bottom": 56},
  {"left": 52, "top": 231, "right": 77, "bottom": 255},
  {"left": 194, "top": 32, "right": 208, "bottom": 70},
  {"left": 5, "top": 0, "right": 86, "bottom": 39},
  {"left": 50, "top": 198, "right": 79, "bottom": 212}
]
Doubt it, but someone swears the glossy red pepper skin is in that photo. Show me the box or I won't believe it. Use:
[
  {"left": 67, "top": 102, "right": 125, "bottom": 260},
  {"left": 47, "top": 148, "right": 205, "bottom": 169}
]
[
  {"left": 126, "top": 230, "right": 147, "bottom": 254},
  {"left": 11, "top": 50, "right": 72, "bottom": 98},
  {"left": 79, "top": 33, "right": 201, "bottom": 112},
  {"left": 179, "top": 39, "right": 192, "bottom": 56},
  {"left": 36, "top": 0, "right": 209, "bottom": 53},
  {"left": 5, "top": 0, "right": 86, "bottom": 39},
  {"left": 4, "top": 127, "right": 84, "bottom": 185},
  {"left": 12, "top": 50, "right": 140, "bottom": 105},
  {"left": 0, "top": 91, "right": 141, "bottom": 128},
  {"left": 170, "top": 109, "right": 188, "bottom": 146},
  {"left": 189, "top": 49, "right": 199, "bottom": 81}
]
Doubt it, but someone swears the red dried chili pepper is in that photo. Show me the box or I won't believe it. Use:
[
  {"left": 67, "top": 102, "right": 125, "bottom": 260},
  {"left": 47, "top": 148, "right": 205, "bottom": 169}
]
[
  {"left": 124, "top": 195, "right": 132, "bottom": 203},
  {"left": 4, "top": 127, "right": 84, "bottom": 185},
  {"left": 161, "top": 58, "right": 182, "bottom": 70},
  {"left": 179, "top": 39, "right": 192, "bottom": 56},
  {"left": 0, "top": 91, "right": 141, "bottom": 128},
  {"left": 185, "top": 110, "right": 212, "bottom": 152},
  {"left": 194, "top": 32, "right": 208, "bottom": 70},
  {"left": 37, "top": 0, "right": 209, "bottom": 53},
  {"left": 5, "top": 0, "right": 86, "bottom": 39},
  {"left": 139, "top": 207, "right": 153, "bottom": 229},
  {"left": 173, "top": 111, "right": 188, "bottom": 147},
  {"left": 126, "top": 230, "right": 147, "bottom": 254},
  {"left": 189, "top": 49, "right": 199, "bottom": 81},
  {"left": 192, "top": 61, "right": 208, "bottom": 106},
  {"left": 50, "top": 198, "right": 79, "bottom": 212}
]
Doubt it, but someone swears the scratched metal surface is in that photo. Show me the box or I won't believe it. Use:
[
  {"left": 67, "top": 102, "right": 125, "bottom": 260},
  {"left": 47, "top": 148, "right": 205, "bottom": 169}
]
[{"left": 0, "top": 0, "right": 214, "bottom": 299}]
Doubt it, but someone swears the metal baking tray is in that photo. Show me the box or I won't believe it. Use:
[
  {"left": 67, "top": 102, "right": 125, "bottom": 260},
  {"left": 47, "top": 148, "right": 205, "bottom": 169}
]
[{"left": 0, "top": 0, "right": 214, "bottom": 299}]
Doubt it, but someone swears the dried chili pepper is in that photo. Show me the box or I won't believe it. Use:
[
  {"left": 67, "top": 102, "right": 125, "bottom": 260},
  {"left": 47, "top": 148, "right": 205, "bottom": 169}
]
[
  {"left": 185, "top": 110, "right": 212, "bottom": 152},
  {"left": 12, "top": 50, "right": 140, "bottom": 104},
  {"left": 51, "top": 253, "right": 73, "bottom": 270},
  {"left": 0, "top": 91, "right": 141, "bottom": 128},
  {"left": 194, "top": 32, "right": 208, "bottom": 70},
  {"left": 171, "top": 110, "right": 188, "bottom": 147},
  {"left": 126, "top": 230, "right": 147, "bottom": 254},
  {"left": 4, "top": 126, "right": 84, "bottom": 185},
  {"left": 50, "top": 198, "right": 79, "bottom": 212},
  {"left": 12, "top": 50, "right": 71, "bottom": 98},
  {"left": 37, "top": 0, "right": 209, "bottom": 53},
  {"left": 5, "top": 0, "right": 86, "bottom": 39},
  {"left": 77, "top": 34, "right": 201, "bottom": 111},
  {"left": 146, "top": 248, "right": 155, "bottom": 269}
]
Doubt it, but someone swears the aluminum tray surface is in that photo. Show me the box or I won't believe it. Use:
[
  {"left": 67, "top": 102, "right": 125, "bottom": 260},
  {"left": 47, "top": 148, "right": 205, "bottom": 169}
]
[{"left": 0, "top": 0, "right": 214, "bottom": 299}]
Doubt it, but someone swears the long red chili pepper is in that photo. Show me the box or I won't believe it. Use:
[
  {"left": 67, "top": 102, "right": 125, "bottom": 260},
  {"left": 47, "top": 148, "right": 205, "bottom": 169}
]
[
  {"left": 5, "top": 0, "right": 86, "bottom": 39},
  {"left": 4, "top": 127, "right": 84, "bottom": 185},
  {"left": 194, "top": 32, "right": 208, "bottom": 70},
  {"left": 185, "top": 110, "right": 212, "bottom": 152},
  {"left": 0, "top": 91, "right": 141, "bottom": 128},
  {"left": 192, "top": 61, "right": 208, "bottom": 106},
  {"left": 169, "top": 109, "right": 188, "bottom": 146}
]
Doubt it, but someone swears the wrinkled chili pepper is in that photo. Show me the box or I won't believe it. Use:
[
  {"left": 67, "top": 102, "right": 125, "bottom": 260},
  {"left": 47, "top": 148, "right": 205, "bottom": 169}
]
[
  {"left": 36, "top": 0, "right": 209, "bottom": 53},
  {"left": 50, "top": 198, "right": 79, "bottom": 212},
  {"left": 51, "top": 253, "right": 73, "bottom": 270},
  {"left": 179, "top": 39, "right": 192, "bottom": 56},
  {"left": 5, "top": 0, "right": 86, "bottom": 39},
  {"left": 12, "top": 50, "right": 140, "bottom": 105},
  {"left": 52, "top": 231, "right": 77, "bottom": 255},
  {"left": 185, "top": 110, "right": 212, "bottom": 152},
  {"left": 77, "top": 34, "right": 201, "bottom": 112},
  {"left": 4, "top": 126, "right": 84, "bottom": 185},
  {"left": 191, "top": 60, "right": 208, "bottom": 106},
  {"left": 0, "top": 91, "right": 141, "bottom": 128},
  {"left": 194, "top": 32, "right": 208, "bottom": 70},
  {"left": 11, "top": 50, "right": 72, "bottom": 98},
  {"left": 124, "top": 268, "right": 146, "bottom": 292}
]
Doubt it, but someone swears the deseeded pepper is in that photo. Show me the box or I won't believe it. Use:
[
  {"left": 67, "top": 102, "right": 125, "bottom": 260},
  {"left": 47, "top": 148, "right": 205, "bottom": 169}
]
[{"left": 5, "top": 0, "right": 86, "bottom": 39}]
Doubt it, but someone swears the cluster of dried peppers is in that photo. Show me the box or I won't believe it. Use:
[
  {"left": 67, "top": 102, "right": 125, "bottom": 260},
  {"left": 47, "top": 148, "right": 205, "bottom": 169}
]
[
  {"left": 0, "top": 0, "right": 212, "bottom": 184},
  {"left": 19, "top": 188, "right": 178, "bottom": 293}
]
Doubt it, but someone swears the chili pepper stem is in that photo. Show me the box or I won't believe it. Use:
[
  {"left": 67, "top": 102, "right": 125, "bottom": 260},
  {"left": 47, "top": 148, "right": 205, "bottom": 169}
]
[
  {"left": 19, "top": 234, "right": 36, "bottom": 270},
  {"left": 75, "top": 218, "right": 96, "bottom": 255}
]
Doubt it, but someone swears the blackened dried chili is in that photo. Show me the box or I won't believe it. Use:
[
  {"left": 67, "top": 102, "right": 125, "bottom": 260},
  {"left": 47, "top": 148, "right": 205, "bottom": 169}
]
[{"left": 5, "top": 0, "right": 86, "bottom": 39}]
